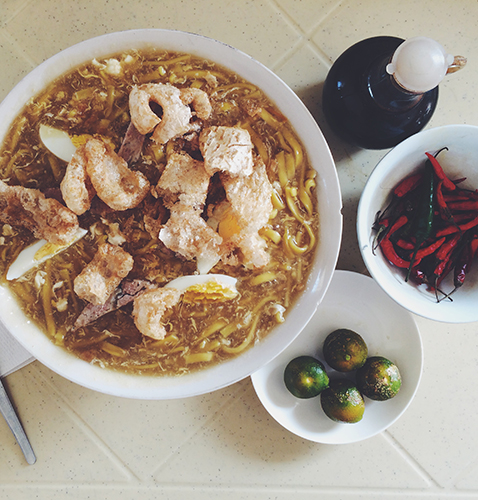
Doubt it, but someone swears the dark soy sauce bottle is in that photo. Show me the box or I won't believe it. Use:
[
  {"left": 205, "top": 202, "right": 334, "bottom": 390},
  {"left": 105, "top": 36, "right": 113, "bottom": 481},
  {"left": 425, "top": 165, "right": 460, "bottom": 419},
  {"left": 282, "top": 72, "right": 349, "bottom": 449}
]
[{"left": 322, "top": 36, "right": 466, "bottom": 149}]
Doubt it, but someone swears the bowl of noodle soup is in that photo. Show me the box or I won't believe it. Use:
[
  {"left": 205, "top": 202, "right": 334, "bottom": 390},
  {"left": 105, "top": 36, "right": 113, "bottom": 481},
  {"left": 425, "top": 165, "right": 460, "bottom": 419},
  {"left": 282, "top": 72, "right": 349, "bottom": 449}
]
[{"left": 0, "top": 30, "right": 342, "bottom": 399}]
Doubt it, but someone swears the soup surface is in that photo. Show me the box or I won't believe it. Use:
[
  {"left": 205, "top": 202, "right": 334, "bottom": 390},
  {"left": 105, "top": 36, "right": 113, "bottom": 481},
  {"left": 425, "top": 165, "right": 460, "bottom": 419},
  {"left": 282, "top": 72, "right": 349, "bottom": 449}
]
[{"left": 0, "top": 49, "right": 318, "bottom": 375}]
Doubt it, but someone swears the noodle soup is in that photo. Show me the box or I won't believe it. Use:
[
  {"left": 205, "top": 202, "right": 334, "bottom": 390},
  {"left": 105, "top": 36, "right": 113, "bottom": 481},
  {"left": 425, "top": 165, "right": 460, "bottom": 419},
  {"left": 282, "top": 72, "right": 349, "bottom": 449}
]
[{"left": 0, "top": 48, "right": 318, "bottom": 376}]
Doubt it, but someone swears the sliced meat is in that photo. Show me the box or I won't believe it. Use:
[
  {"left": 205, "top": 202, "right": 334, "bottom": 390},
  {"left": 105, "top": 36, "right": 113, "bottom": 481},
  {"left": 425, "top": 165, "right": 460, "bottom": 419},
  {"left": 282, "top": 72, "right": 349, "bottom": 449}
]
[
  {"left": 118, "top": 121, "right": 145, "bottom": 163},
  {"left": 73, "top": 279, "right": 154, "bottom": 330}
]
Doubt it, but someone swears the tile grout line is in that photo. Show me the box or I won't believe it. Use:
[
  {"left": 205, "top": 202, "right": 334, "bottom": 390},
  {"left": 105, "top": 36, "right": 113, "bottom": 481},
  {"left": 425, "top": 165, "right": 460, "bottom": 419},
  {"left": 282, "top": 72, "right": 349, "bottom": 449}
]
[
  {"left": 4, "top": 482, "right": 478, "bottom": 497},
  {"left": 264, "top": 0, "right": 311, "bottom": 73},
  {"left": 28, "top": 363, "right": 141, "bottom": 483},
  {"left": 0, "top": 26, "right": 38, "bottom": 70},
  {"left": 447, "top": 451, "right": 478, "bottom": 490},
  {"left": 0, "top": 0, "right": 33, "bottom": 28},
  {"left": 382, "top": 428, "right": 442, "bottom": 490},
  {"left": 266, "top": 0, "right": 344, "bottom": 74},
  {"left": 305, "top": 0, "right": 348, "bottom": 68},
  {"left": 150, "top": 380, "right": 251, "bottom": 477},
  {"left": 32, "top": 364, "right": 251, "bottom": 483}
]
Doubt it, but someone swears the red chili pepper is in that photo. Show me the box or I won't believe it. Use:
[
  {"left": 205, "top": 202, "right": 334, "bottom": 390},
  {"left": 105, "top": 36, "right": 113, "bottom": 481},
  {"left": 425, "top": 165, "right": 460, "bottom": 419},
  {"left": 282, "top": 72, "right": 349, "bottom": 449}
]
[
  {"left": 379, "top": 215, "right": 410, "bottom": 267},
  {"left": 435, "top": 234, "right": 461, "bottom": 261},
  {"left": 435, "top": 180, "right": 454, "bottom": 221},
  {"left": 446, "top": 212, "right": 477, "bottom": 223},
  {"left": 393, "top": 172, "right": 423, "bottom": 198},
  {"left": 436, "top": 256, "right": 456, "bottom": 291},
  {"left": 395, "top": 238, "right": 415, "bottom": 250},
  {"left": 433, "top": 234, "right": 461, "bottom": 280},
  {"left": 471, "top": 235, "right": 478, "bottom": 256},
  {"left": 446, "top": 200, "right": 478, "bottom": 211},
  {"left": 446, "top": 233, "right": 478, "bottom": 294},
  {"left": 372, "top": 148, "right": 478, "bottom": 300},
  {"left": 415, "top": 237, "right": 446, "bottom": 260},
  {"left": 425, "top": 151, "right": 456, "bottom": 191},
  {"left": 408, "top": 267, "right": 428, "bottom": 284},
  {"left": 380, "top": 238, "right": 411, "bottom": 268},
  {"left": 443, "top": 190, "right": 478, "bottom": 202},
  {"left": 443, "top": 194, "right": 470, "bottom": 202},
  {"left": 435, "top": 214, "right": 478, "bottom": 237},
  {"left": 387, "top": 215, "right": 408, "bottom": 235},
  {"left": 454, "top": 242, "right": 472, "bottom": 288}
]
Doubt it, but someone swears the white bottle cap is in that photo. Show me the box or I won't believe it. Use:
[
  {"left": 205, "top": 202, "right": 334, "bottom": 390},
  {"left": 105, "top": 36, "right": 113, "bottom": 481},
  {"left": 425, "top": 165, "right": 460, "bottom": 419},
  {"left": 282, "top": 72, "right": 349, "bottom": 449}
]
[{"left": 386, "top": 37, "right": 454, "bottom": 93}]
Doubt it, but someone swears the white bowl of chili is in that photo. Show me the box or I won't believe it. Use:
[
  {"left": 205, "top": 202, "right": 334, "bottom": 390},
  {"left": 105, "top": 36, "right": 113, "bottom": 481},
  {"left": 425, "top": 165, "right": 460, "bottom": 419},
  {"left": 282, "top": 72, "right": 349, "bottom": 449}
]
[
  {"left": 0, "top": 30, "right": 342, "bottom": 398},
  {"left": 358, "top": 124, "right": 478, "bottom": 323}
]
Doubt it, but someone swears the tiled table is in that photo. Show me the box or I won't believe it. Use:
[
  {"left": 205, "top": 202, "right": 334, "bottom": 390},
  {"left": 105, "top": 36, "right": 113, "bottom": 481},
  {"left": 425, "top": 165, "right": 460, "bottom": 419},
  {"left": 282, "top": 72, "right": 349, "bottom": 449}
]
[{"left": 1, "top": 1, "right": 477, "bottom": 498}]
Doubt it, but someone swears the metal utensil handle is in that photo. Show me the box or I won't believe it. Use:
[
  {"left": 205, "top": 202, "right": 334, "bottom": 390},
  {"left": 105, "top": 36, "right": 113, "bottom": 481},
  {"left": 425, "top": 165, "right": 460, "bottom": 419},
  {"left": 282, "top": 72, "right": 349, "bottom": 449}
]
[{"left": 0, "top": 378, "right": 36, "bottom": 464}]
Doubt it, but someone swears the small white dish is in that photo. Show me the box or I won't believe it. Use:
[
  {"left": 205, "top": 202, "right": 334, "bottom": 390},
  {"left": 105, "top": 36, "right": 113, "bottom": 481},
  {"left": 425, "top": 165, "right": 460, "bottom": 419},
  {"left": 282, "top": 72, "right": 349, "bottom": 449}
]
[
  {"left": 251, "top": 270, "right": 422, "bottom": 444},
  {"left": 357, "top": 124, "right": 478, "bottom": 322}
]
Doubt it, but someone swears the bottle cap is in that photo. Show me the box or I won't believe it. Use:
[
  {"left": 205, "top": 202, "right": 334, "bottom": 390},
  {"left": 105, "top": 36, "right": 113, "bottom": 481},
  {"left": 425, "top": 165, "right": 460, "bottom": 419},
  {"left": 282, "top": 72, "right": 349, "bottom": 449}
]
[{"left": 386, "top": 37, "right": 455, "bottom": 93}]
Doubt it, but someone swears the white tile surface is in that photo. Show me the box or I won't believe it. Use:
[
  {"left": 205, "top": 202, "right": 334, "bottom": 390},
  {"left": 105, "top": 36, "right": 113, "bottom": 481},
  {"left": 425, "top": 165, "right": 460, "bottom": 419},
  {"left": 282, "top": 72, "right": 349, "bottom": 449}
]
[{"left": 1, "top": 0, "right": 478, "bottom": 498}]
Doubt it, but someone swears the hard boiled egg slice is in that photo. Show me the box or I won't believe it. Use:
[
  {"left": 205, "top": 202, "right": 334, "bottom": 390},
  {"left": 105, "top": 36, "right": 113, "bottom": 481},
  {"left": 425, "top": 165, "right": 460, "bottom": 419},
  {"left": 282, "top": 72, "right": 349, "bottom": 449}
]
[
  {"left": 165, "top": 274, "right": 238, "bottom": 303},
  {"left": 39, "top": 124, "right": 77, "bottom": 162},
  {"left": 6, "top": 228, "right": 88, "bottom": 281}
]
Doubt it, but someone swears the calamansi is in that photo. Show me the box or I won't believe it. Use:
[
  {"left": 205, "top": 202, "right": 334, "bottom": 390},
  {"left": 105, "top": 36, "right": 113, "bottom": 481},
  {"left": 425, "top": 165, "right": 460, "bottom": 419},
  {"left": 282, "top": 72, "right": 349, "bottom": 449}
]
[
  {"left": 320, "top": 379, "right": 365, "bottom": 423},
  {"left": 284, "top": 355, "right": 329, "bottom": 398},
  {"left": 356, "top": 356, "right": 402, "bottom": 401},
  {"left": 323, "top": 329, "right": 368, "bottom": 372},
  {"left": 282, "top": 329, "right": 403, "bottom": 425}
]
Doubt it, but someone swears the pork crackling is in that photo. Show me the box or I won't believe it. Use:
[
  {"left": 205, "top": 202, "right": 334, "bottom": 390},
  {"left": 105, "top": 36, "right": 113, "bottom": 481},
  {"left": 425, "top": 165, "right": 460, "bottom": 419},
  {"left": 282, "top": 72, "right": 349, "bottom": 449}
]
[
  {"left": 73, "top": 243, "right": 134, "bottom": 306},
  {"left": 0, "top": 179, "right": 79, "bottom": 245},
  {"left": 61, "top": 137, "right": 150, "bottom": 215}
]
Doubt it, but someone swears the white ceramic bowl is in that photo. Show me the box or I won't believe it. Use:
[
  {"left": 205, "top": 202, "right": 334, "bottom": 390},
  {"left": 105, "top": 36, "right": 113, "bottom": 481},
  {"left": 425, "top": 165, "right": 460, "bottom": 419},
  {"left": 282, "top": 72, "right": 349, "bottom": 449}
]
[
  {"left": 358, "top": 124, "right": 478, "bottom": 323},
  {"left": 0, "top": 30, "right": 342, "bottom": 399}
]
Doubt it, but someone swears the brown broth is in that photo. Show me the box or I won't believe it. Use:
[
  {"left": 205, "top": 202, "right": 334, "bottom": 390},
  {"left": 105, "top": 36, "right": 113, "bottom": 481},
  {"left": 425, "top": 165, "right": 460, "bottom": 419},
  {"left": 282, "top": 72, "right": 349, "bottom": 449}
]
[{"left": 0, "top": 49, "right": 319, "bottom": 375}]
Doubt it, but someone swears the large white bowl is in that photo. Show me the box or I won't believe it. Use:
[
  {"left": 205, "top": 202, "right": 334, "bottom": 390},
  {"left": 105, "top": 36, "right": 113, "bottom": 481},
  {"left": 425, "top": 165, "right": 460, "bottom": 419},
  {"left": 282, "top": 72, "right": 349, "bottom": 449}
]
[
  {"left": 358, "top": 124, "right": 478, "bottom": 323},
  {"left": 0, "top": 30, "right": 342, "bottom": 399}
]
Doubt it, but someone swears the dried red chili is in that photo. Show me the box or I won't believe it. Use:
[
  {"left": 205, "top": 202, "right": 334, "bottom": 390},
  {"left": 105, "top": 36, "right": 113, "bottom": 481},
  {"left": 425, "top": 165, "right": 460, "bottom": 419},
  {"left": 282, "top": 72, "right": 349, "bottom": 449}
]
[
  {"left": 446, "top": 200, "right": 478, "bottom": 211},
  {"left": 425, "top": 150, "right": 456, "bottom": 191},
  {"left": 380, "top": 239, "right": 410, "bottom": 269},
  {"left": 393, "top": 172, "right": 423, "bottom": 198},
  {"left": 372, "top": 147, "right": 478, "bottom": 301},
  {"left": 435, "top": 214, "right": 478, "bottom": 237}
]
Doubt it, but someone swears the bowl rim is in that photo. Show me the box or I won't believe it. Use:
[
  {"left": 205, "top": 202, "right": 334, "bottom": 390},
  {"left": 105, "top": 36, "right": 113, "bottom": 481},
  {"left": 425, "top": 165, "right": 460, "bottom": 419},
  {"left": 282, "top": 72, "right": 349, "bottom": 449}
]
[
  {"left": 357, "top": 123, "right": 478, "bottom": 323},
  {"left": 0, "top": 29, "right": 343, "bottom": 399}
]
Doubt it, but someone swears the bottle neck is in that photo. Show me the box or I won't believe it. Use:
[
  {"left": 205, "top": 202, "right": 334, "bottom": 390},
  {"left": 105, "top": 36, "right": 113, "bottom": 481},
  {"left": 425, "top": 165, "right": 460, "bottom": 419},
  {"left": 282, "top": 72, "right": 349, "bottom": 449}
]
[{"left": 367, "top": 55, "right": 425, "bottom": 111}]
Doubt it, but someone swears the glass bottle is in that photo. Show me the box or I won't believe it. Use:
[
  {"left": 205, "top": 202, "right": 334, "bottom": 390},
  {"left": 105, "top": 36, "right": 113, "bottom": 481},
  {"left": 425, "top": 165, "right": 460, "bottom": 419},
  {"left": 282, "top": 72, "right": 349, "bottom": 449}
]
[{"left": 322, "top": 36, "right": 466, "bottom": 149}]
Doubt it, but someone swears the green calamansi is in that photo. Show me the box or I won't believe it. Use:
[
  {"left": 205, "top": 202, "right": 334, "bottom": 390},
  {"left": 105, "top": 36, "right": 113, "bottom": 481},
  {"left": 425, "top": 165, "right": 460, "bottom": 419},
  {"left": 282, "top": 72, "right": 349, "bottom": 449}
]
[
  {"left": 356, "top": 356, "right": 402, "bottom": 401},
  {"left": 323, "top": 329, "right": 368, "bottom": 372},
  {"left": 320, "top": 379, "right": 365, "bottom": 423},
  {"left": 283, "top": 329, "right": 403, "bottom": 426},
  {"left": 284, "top": 355, "right": 329, "bottom": 398}
]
